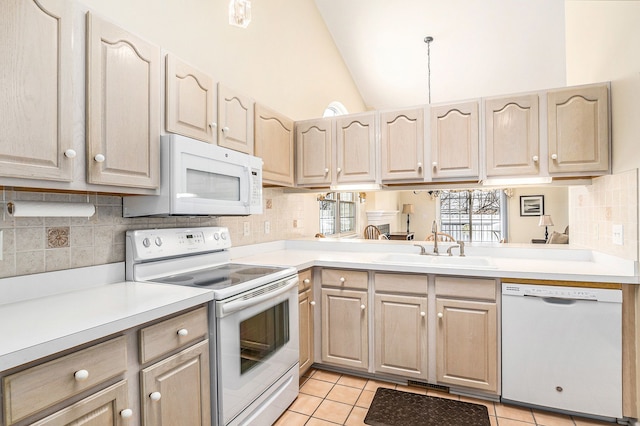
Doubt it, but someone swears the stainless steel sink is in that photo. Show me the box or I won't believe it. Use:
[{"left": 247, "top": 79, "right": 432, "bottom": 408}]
[{"left": 375, "top": 253, "right": 497, "bottom": 269}]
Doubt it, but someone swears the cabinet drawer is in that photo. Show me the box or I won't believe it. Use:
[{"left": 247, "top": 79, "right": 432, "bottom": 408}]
[
  {"left": 321, "top": 269, "right": 368, "bottom": 290},
  {"left": 298, "top": 268, "right": 313, "bottom": 292},
  {"left": 139, "top": 306, "right": 208, "bottom": 363},
  {"left": 435, "top": 276, "right": 496, "bottom": 300},
  {"left": 3, "top": 336, "right": 127, "bottom": 425},
  {"left": 375, "top": 272, "right": 427, "bottom": 295}
]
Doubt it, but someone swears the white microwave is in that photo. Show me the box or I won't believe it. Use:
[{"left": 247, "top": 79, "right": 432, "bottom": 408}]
[{"left": 123, "top": 134, "right": 262, "bottom": 217}]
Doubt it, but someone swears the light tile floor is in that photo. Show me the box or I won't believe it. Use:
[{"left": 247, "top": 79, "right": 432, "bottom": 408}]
[{"left": 274, "top": 369, "right": 616, "bottom": 426}]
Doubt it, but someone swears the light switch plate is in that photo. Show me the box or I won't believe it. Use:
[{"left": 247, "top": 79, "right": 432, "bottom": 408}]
[
  {"left": 243, "top": 222, "right": 250, "bottom": 236},
  {"left": 612, "top": 224, "right": 624, "bottom": 245},
  {"left": 264, "top": 221, "right": 270, "bottom": 234}
]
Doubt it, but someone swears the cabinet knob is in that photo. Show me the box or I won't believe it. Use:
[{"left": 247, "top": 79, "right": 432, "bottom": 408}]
[
  {"left": 324, "top": 168, "right": 329, "bottom": 175},
  {"left": 177, "top": 328, "right": 188, "bottom": 337},
  {"left": 94, "top": 154, "right": 105, "bottom": 163},
  {"left": 337, "top": 167, "right": 342, "bottom": 173},
  {"left": 310, "top": 301, "right": 316, "bottom": 306},
  {"left": 432, "top": 161, "right": 438, "bottom": 169},
  {"left": 222, "top": 126, "right": 230, "bottom": 134},
  {"left": 532, "top": 155, "right": 539, "bottom": 162},
  {"left": 339, "top": 277, "right": 345, "bottom": 283},
  {"left": 209, "top": 122, "right": 217, "bottom": 129},
  {"left": 120, "top": 408, "right": 133, "bottom": 418},
  {"left": 303, "top": 278, "right": 310, "bottom": 284},
  {"left": 417, "top": 162, "right": 423, "bottom": 169},
  {"left": 74, "top": 369, "right": 89, "bottom": 381},
  {"left": 420, "top": 311, "right": 426, "bottom": 317},
  {"left": 360, "top": 304, "right": 366, "bottom": 310},
  {"left": 149, "top": 391, "right": 162, "bottom": 401},
  {"left": 64, "top": 149, "right": 76, "bottom": 158},
  {"left": 551, "top": 153, "right": 558, "bottom": 160},
  {"left": 437, "top": 312, "right": 444, "bottom": 319}
]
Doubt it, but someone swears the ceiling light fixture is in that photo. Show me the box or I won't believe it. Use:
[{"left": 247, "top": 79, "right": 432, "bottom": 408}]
[
  {"left": 229, "top": 0, "right": 251, "bottom": 28},
  {"left": 424, "top": 36, "right": 434, "bottom": 103}
]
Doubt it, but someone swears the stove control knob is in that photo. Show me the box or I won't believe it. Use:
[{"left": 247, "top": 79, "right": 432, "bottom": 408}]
[
  {"left": 213, "top": 233, "right": 220, "bottom": 240},
  {"left": 154, "top": 237, "right": 163, "bottom": 247},
  {"left": 221, "top": 232, "right": 227, "bottom": 240},
  {"left": 142, "top": 238, "right": 151, "bottom": 248}
]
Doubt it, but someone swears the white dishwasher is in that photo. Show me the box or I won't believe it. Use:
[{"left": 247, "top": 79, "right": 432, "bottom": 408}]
[{"left": 501, "top": 283, "right": 622, "bottom": 419}]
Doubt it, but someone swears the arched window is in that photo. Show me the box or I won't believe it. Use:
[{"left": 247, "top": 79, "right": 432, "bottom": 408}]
[{"left": 322, "top": 101, "right": 348, "bottom": 117}]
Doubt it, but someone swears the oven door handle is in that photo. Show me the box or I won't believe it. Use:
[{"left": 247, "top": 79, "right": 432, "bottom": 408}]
[{"left": 218, "top": 277, "right": 298, "bottom": 316}]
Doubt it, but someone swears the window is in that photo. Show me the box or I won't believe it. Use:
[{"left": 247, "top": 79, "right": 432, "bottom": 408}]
[
  {"left": 322, "top": 101, "right": 349, "bottom": 118},
  {"left": 439, "top": 189, "right": 507, "bottom": 242},
  {"left": 319, "top": 192, "right": 357, "bottom": 236}
]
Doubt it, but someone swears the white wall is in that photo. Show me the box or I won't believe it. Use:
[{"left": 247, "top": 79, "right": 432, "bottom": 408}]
[{"left": 80, "top": 0, "right": 366, "bottom": 120}]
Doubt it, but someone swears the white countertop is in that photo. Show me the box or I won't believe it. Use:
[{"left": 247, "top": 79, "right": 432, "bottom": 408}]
[
  {"left": 230, "top": 239, "right": 639, "bottom": 284},
  {"left": 0, "top": 264, "right": 213, "bottom": 372}
]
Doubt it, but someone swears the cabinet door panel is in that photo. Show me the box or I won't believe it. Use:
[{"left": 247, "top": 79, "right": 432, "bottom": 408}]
[
  {"left": 165, "top": 54, "right": 216, "bottom": 143},
  {"left": 321, "top": 288, "right": 368, "bottom": 369},
  {"left": 380, "top": 108, "right": 425, "bottom": 181},
  {"left": 485, "top": 95, "right": 539, "bottom": 177},
  {"left": 547, "top": 84, "right": 609, "bottom": 174},
  {"left": 335, "top": 113, "right": 376, "bottom": 184},
  {"left": 430, "top": 102, "right": 479, "bottom": 179},
  {"left": 0, "top": 0, "right": 74, "bottom": 181},
  {"left": 31, "top": 381, "right": 129, "bottom": 426},
  {"left": 295, "top": 119, "right": 332, "bottom": 186},
  {"left": 375, "top": 293, "right": 427, "bottom": 379},
  {"left": 255, "top": 104, "right": 294, "bottom": 186},
  {"left": 299, "top": 287, "right": 315, "bottom": 375},
  {"left": 436, "top": 298, "right": 497, "bottom": 393},
  {"left": 218, "top": 84, "right": 254, "bottom": 154},
  {"left": 86, "top": 12, "right": 160, "bottom": 189},
  {"left": 141, "top": 340, "right": 211, "bottom": 426}
]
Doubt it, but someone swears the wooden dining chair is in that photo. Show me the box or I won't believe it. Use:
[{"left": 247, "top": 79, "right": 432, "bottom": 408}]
[
  {"left": 363, "top": 225, "right": 382, "bottom": 239},
  {"left": 425, "top": 232, "right": 456, "bottom": 242}
]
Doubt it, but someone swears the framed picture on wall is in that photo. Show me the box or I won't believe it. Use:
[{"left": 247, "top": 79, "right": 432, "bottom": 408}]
[{"left": 520, "top": 195, "right": 544, "bottom": 216}]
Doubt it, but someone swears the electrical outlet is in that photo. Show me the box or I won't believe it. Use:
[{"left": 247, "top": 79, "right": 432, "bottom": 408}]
[
  {"left": 293, "top": 220, "right": 298, "bottom": 228},
  {"left": 243, "top": 222, "right": 250, "bottom": 236},
  {"left": 264, "top": 221, "right": 270, "bottom": 234},
  {"left": 612, "top": 224, "right": 624, "bottom": 245}
]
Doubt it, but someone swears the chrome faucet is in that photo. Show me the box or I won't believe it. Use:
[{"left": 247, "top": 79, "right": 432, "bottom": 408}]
[
  {"left": 431, "top": 220, "right": 439, "bottom": 255},
  {"left": 414, "top": 244, "right": 427, "bottom": 255},
  {"left": 446, "top": 240, "right": 466, "bottom": 257}
]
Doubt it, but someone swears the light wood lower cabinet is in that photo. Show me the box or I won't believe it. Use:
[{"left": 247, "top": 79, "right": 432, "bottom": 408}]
[
  {"left": 374, "top": 293, "right": 427, "bottom": 379},
  {"left": 435, "top": 277, "right": 498, "bottom": 393},
  {"left": 321, "top": 287, "right": 368, "bottom": 370},
  {"left": 140, "top": 340, "right": 211, "bottom": 426},
  {"left": 31, "top": 381, "right": 130, "bottom": 426},
  {"left": 298, "top": 269, "right": 315, "bottom": 376}
]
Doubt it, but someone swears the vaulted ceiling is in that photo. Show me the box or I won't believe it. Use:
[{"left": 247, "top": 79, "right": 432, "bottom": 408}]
[{"left": 314, "top": 0, "right": 568, "bottom": 110}]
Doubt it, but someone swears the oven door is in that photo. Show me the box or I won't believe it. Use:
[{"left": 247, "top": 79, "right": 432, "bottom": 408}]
[{"left": 216, "top": 276, "right": 299, "bottom": 425}]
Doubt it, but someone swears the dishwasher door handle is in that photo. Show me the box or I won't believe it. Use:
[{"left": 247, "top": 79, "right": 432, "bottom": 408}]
[{"left": 540, "top": 297, "right": 579, "bottom": 305}]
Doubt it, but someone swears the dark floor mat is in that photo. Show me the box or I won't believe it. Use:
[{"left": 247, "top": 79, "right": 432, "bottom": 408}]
[{"left": 364, "top": 388, "right": 491, "bottom": 426}]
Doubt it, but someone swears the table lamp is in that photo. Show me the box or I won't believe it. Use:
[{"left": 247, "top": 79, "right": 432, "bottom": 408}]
[
  {"left": 538, "top": 214, "right": 554, "bottom": 241},
  {"left": 402, "top": 204, "right": 415, "bottom": 233}
]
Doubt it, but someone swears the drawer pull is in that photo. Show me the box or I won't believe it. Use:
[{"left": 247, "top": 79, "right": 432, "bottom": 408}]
[
  {"left": 177, "top": 328, "right": 189, "bottom": 337},
  {"left": 74, "top": 369, "right": 89, "bottom": 381},
  {"left": 310, "top": 301, "right": 316, "bottom": 306},
  {"left": 303, "top": 278, "right": 310, "bottom": 284},
  {"left": 339, "top": 277, "right": 345, "bottom": 283},
  {"left": 149, "top": 391, "right": 162, "bottom": 401},
  {"left": 120, "top": 408, "right": 133, "bottom": 418}
]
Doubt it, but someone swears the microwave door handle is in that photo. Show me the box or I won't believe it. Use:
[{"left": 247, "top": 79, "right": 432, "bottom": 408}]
[{"left": 218, "top": 277, "right": 298, "bottom": 317}]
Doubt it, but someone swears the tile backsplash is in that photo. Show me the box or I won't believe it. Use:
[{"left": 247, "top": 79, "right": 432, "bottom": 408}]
[
  {"left": 0, "top": 188, "right": 316, "bottom": 278},
  {"left": 568, "top": 169, "right": 638, "bottom": 260}
]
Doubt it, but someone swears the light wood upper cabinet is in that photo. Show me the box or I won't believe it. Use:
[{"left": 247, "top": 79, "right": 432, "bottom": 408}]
[
  {"left": 255, "top": 103, "right": 295, "bottom": 186},
  {"left": 0, "top": 0, "right": 74, "bottom": 182},
  {"left": 86, "top": 12, "right": 160, "bottom": 189},
  {"left": 165, "top": 54, "right": 217, "bottom": 144},
  {"left": 547, "top": 83, "right": 610, "bottom": 175},
  {"left": 485, "top": 94, "right": 540, "bottom": 177},
  {"left": 321, "top": 287, "right": 368, "bottom": 370},
  {"left": 335, "top": 113, "right": 377, "bottom": 184},
  {"left": 380, "top": 108, "right": 425, "bottom": 182},
  {"left": 217, "top": 84, "right": 254, "bottom": 154},
  {"left": 296, "top": 118, "right": 333, "bottom": 186},
  {"left": 430, "top": 101, "right": 479, "bottom": 180}
]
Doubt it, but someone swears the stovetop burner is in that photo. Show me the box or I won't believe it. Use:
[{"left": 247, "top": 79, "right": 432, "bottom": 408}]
[{"left": 154, "top": 263, "right": 287, "bottom": 290}]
